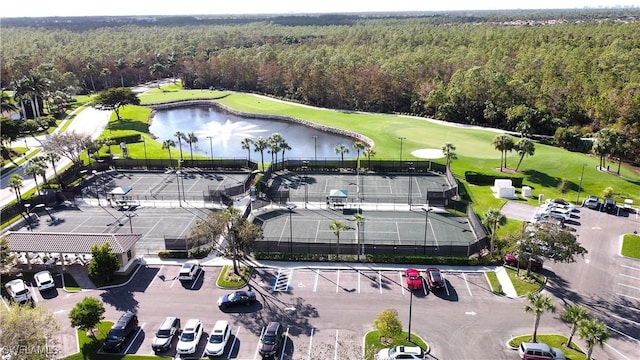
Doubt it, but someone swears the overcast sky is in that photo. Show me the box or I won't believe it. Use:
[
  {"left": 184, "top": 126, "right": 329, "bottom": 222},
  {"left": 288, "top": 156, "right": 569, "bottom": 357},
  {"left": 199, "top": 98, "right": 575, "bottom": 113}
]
[{"left": 2, "top": 0, "right": 637, "bottom": 18}]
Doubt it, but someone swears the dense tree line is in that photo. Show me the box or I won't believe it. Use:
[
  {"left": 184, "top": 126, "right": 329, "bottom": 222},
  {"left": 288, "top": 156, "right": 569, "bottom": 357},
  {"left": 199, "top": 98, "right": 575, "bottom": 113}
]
[{"left": 1, "top": 11, "right": 639, "bottom": 161}]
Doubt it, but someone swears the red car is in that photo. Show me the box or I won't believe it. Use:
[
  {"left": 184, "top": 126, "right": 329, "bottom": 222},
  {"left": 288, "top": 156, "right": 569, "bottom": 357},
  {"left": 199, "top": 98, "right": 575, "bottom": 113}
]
[
  {"left": 404, "top": 268, "right": 422, "bottom": 291},
  {"left": 425, "top": 267, "right": 445, "bottom": 291},
  {"left": 504, "top": 253, "right": 543, "bottom": 272}
]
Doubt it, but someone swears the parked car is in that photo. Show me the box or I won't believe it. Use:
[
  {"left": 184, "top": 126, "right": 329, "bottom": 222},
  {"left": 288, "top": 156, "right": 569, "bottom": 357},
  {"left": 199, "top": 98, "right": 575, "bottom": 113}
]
[
  {"left": 544, "top": 199, "right": 576, "bottom": 211},
  {"left": 178, "top": 260, "right": 202, "bottom": 281},
  {"left": 504, "top": 253, "right": 544, "bottom": 272},
  {"left": 4, "top": 279, "right": 31, "bottom": 304},
  {"left": 205, "top": 320, "right": 231, "bottom": 357},
  {"left": 151, "top": 316, "right": 181, "bottom": 352},
  {"left": 34, "top": 270, "right": 55, "bottom": 292},
  {"left": 258, "top": 321, "right": 284, "bottom": 358},
  {"left": 583, "top": 195, "right": 600, "bottom": 209},
  {"left": 603, "top": 198, "right": 617, "bottom": 214},
  {"left": 424, "top": 267, "right": 445, "bottom": 291},
  {"left": 404, "top": 268, "right": 422, "bottom": 291},
  {"left": 103, "top": 311, "right": 138, "bottom": 352},
  {"left": 376, "top": 345, "right": 424, "bottom": 360},
  {"left": 542, "top": 208, "right": 571, "bottom": 221},
  {"left": 217, "top": 290, "right": 257, "bottom": 309},
  {"left": 176, "top": 319, "right": 203, "bottom": 355},
  {"left": 518, "top": 342, "right": 566, "bottom": 360}
]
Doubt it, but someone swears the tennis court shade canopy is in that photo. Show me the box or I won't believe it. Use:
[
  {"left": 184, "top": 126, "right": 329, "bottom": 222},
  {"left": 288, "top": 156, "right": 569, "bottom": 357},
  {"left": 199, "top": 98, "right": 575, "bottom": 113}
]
[
  {"left": 329, "top": 189, "right": 348, "bottom": 199},
  {"left": 109, "top": 186, "right": 132, "bottom": 196},
  {"left": 4, "top": 232, "right": 141, "bottom": 255}
]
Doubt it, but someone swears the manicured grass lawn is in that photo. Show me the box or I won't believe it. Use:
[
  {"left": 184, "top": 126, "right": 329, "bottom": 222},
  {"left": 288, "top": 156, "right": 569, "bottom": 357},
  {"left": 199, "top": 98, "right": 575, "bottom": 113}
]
[
  {"left": 509, "top": 334, "right": 586, "bottom": 360},
  {"left": 621, "top": 233, "right": 640, "bottom": 259},
  {"left": 364, "top": 330, "right": 429, "bottom": 360},
  {"left": 485, "top": 271, "right": 502, "bottom": 294},
  {"left": 504, "top": 267, "right": 545, "bottom": 296},
  {"left": 217, "top": 264, "right": 253, "bottom": 288}
]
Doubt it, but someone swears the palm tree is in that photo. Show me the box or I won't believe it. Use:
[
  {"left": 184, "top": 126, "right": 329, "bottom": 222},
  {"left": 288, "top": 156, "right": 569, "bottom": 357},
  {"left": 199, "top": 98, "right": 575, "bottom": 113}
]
[
  {"left": 482, "top": 208, "right": 506, "bottom": 256},
  {"left": 9, "top": 174, "right": 24, "bottom": 204},
  {"left": 100, "top": 68, "right": 112, "bottom": 89},
  {"left": 149, "top": 63, "right": 165, "bottom": 87},
  {"left": 0, "top": 90, "right": 18, "bottom": 113},
  {"left": 43, "top": 152, "right": 63, "bottom": 189},
  {"left": 363, "top": 148, "right": 376, "bottom": 170},
  {"left": 353, "top": 214, "right": 365, "bottom": 261},
  {"left": 252, "top": 136, "right": 268, "bottom": 171},
  {"left": 131, "top": 58, "right": 146, "bottom": 83},
  {"left": 491, "top": 134, "right": 514, "bottom": 171},
  {"left": 514, "top": 138, "right": 535, "bottom": 172},
  {"left": 524, "top": 292, "right": 556, "bottom": 343},
  {"left": 279, "top": 140, "right": 291, "bottom": 171},
  {"left": 174, "top": 131, "right": 186, "bottom": 161},
  {"left": 352, "top": 141, "right": 365, "bottom": 168},
  {"left": 592, "top": 128, "right": 617, "bottom": 171},
  {"left": 577, "top": 318, "right": 610, "bottom": 360},
  {"left": 115, "top": 58, "right": 127, "bottom": 87},
  {"left": 268, "top": 133, "right": 283, "bottom": 167},
  {"left": 329, "top": 221, "right": 350, "bottom": 258},
  {"left": 241, "top": 138, "right": 253, "bottom": 163},
  {"left": 441, "top": 142, "right": 457, "bottom": 169},
  {"left": 162, "top": 139, "right": 176, "bottom": 162},
  {"left": 186, "top": 132, "right": 198, "bottom": 161},
  {"left": 25, "top": 158, "right": 47, "bottom": 195},
  {"left": 85, "top": 62, "right": 97, "bottom": 92},
  {"left": 562, "top": 304, "right": 591, "bottom": 348},
  {"left": 335, "top": 144, "right": 350, "bottom": 168}
]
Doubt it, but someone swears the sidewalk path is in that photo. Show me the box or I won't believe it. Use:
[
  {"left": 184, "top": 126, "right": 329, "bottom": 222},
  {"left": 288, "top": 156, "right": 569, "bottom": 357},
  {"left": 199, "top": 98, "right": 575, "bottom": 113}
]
[{"left": 494, "top": 266, "right": 518, "bottom": 298}]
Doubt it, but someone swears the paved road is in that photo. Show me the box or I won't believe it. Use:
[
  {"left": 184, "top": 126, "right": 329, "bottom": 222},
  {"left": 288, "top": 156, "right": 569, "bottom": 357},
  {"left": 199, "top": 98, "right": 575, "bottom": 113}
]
[{"left": 0, "top": 107, "right": 111, "bottom": 208}]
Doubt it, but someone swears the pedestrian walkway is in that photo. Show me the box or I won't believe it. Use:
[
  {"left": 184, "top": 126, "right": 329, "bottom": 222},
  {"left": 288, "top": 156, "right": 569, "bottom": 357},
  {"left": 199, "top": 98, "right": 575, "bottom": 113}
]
[
  {"left": 63, "top": 264, "right": 97, "bottom": 290},
  {"left": 494, "top": 266, "right": 518, "bottom": 298}
]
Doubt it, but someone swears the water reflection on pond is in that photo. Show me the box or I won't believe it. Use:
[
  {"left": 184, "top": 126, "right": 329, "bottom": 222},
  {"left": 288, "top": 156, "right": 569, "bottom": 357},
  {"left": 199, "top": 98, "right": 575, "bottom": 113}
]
[{"left": 149, "top": 106, "right": 356, "bottom": 159}]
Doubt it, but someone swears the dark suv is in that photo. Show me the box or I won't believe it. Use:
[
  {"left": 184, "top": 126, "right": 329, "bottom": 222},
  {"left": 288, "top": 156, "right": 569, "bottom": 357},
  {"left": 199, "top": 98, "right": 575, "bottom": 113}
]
[
  {"left": 603, "top": 198, "right": 617, "bottom": 214},
  {"left": 103, "top": 311, "right": 138, "bottom": 352},
  {"left": 259, "top": 322, "right": 283, "bottom": 358}
]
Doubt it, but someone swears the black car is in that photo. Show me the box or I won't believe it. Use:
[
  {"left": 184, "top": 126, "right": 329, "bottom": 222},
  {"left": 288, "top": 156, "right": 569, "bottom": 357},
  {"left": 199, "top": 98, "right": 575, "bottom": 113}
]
[
  {"left": 217, "top": 290, "right": 256, "bottom": 309},
  {"left": 259, "top": 322, "right": 284, "bottom": 358},
  {"left": 604, "top": 198, "right": 617, "bottom": 214},
  {"left": 103, "top": 311, "right": 138, "bottom": 352}
]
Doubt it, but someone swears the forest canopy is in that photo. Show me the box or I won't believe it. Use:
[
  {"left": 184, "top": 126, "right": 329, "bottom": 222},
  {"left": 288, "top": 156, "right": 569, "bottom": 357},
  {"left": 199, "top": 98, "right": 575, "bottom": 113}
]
[{"left": 1, "top": 10, "right": 639, "bottom": 160}]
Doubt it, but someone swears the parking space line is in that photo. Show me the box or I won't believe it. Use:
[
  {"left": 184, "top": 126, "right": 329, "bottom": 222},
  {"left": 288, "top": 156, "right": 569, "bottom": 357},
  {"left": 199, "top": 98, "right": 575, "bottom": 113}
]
[
  {"left": 313, "top": 270, "right": 319, "bottom": 292},
  {"left": 280, "top": 326, "right": 290, "bottom": 360},
  {"left": 357, "top": 271, "right": 361, "bottom": 293},
  {"left": 286, "top": 269, "right": 293, "bottom": 291},
  {"left": 607, "top": 325, "right": 640, "bottom": 343},
  {"left": 443, "top": 273, "right": 450, "bottom": 296},
  {"left": 620, "top": 264, "right": 640, "bottom": 271},
  {"left": 273, "top": 269, "right": 281, "bottom": 292},
  {"left": 463, "top": 273, "right": 472, "bottom": 296},
  {"left": 378, "top": 271, "right": 382, "bottom": 294},
  {"left": 307, "top": 328, "right": 315, "bottom": 360},
  {"left": 604, "top": 343, "right": 631, "bottom": 360},
  {"left": 148, "top": 265, "right": 163, "bottom": 287},
  {"left": 618, "top": 283, "right": 640, "bottom": 291},
  {"left": 618, "top": 303, "right": 640, "bottom": 313},
  {"left": 617, "top": 293, "right": 640, "bottom": 301},
  {"left": 191, "top": 268, "right": 204, "bottom": 290},
  {"left": 125, "top": 322, "right": 145, "bottom": 354},
  {"left": 254, "top": 326, "right": 265, "bottom": 360},
  {"left": 228, "top": 326, "right": 241, "bottom": 359},
  {"left": 399, "top": 272, "right": 405, "bottom": 295},
  {"left": 620, "top": 273, "right": 640, "bottom": 280},
  {"left": 336, "top": 270, "right": 340, "bottom": 293},
  {"left": 610, "top": 313, "right": 640, "bottom": 326},
  {"left": 1, "top": 297, "right": 9, "bottom": 310},
  {"left": 170, "top": 273, "right": 178, "bottom": 288}
]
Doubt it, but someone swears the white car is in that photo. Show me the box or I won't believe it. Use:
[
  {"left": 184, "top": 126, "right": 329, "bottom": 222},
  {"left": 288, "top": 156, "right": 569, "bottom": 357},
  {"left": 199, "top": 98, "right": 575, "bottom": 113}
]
[
  {"left": 5, "top": 279, "right": 32, "bottom": 303},
  {"left": 34, "top": 270, "right": 55, "bottom": 292},
  {"left": 376, "top": 345, "right": 424, "bottom": 360},
  {"left": 543, "top": 207, "right": 571, "bottom": 221},
  {"left": 204, "top": 320, "right": 231, "bottom": 356},
  {"left": 176, "top": 319, "right": 203, "bottom": 355},
  {"left": 544, "top": 199, "right": 576, "bottom": 211},
  {"left": 177, "top": 260, "right": 202, "bottom": 281}
]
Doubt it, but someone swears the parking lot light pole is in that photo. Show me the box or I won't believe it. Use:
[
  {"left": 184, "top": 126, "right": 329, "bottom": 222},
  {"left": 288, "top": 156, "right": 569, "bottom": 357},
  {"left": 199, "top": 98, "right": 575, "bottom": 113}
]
[
  {"left": 407, "top": 287, "right": 414, "bottom": 342},
  {"left": 312, "top": 135, "right": 318, "bottom": 162},
  {"left": 142, "top": 137, "right": 148, "bottom": 168},
  {"left": 287, "top": 204, "right": 296, "bottom": 255},
  {"left": 576, "top": 163, "right": 586, "bottom": 205},
  {"left": 407, "top": 162, "right": 414, "bottom": 206},
  {"left": 176, "top": 170, "right": 182, "bottom": 207},
  {"left": 92, "top": 170, "right": 100, "bottom": 206},
  {"left": 422, "top": 205, "right": 431, "bottom": 256}
]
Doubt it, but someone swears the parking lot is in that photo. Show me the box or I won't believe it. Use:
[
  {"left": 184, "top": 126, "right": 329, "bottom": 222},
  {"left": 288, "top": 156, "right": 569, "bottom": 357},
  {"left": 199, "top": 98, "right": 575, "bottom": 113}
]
[{"left": 32, "top": 264, "right": 501, "bottom": 359}]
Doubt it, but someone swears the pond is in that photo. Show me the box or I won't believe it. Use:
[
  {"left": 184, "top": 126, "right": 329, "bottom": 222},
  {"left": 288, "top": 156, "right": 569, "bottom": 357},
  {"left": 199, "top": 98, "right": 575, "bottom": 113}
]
[{"left": 149, "top": 106, "right": 357, "bottom": 159}]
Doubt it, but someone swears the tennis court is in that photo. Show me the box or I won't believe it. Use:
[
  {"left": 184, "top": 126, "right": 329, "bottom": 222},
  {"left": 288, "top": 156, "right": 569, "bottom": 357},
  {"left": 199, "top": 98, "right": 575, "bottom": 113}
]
[
  {"left": 254, "top": 207, "right": 477, "bottom": 256},
  {"left": 84, "top": 169, "right": 250, "bottom": 202},
  {"left": 11, "top": 205, "right": 213, "bottom": 255},
  {"left": 271, "top": 172, "right": 451, "bottom": 204}
]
